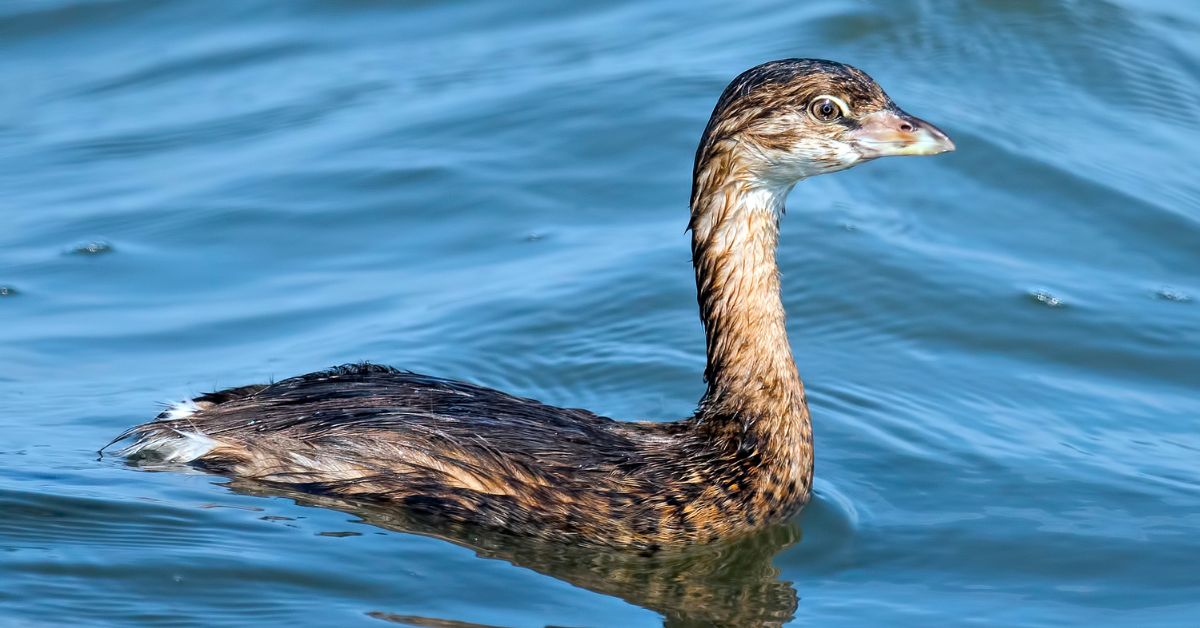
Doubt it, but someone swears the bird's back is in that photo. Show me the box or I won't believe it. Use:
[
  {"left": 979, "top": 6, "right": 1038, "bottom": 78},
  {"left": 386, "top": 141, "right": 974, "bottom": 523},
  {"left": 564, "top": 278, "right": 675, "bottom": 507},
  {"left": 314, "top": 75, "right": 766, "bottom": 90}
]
[{"left": 115, "top": 363, "right": 702, "bottom": 548}]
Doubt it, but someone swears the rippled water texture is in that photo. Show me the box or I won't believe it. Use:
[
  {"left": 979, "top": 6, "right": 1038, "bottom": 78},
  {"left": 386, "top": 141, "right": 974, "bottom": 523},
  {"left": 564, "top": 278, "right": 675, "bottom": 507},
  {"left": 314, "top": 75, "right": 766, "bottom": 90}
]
[{"left": 2, "top": 0, "right": 1199, "bottom": 625}]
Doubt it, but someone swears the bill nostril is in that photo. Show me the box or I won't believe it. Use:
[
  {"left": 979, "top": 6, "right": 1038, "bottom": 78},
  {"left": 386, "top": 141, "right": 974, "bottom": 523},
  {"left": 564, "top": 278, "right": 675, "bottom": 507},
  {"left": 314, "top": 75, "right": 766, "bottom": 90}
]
[{"left": 899, "top": 121, "right": 914, "bottom": 132}]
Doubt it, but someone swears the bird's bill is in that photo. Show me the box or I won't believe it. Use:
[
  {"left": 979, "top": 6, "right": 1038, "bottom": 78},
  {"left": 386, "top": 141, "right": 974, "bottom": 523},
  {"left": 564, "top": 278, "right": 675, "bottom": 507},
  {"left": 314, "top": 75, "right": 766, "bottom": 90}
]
[{"left": 850, "top": 109, "right": 955, "bottom": 158}]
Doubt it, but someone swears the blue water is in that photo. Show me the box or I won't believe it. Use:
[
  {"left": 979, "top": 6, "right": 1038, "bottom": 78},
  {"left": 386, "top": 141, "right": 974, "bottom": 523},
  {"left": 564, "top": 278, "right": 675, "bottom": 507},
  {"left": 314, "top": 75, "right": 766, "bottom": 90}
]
[{"left": 2, "top": 0, "right": 1199, "bottom": 625}]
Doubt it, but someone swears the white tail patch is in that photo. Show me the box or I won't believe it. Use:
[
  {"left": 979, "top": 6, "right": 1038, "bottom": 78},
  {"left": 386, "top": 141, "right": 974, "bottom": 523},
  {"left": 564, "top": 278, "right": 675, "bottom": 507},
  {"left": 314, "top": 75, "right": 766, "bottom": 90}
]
[
  {"left": 161, "top": 399, "right": 200, "bottom": 421},
  {"left": 121, "top": 430, "right": 216, "bottom": 463},
  {"left": 120, "top": 400, "right": 216, "bottom": 463}
]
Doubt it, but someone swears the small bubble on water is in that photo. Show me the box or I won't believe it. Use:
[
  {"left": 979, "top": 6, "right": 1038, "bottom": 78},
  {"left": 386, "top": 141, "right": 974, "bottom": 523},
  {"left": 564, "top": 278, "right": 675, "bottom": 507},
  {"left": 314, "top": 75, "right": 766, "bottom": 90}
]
[
  {"left": 524, "top": 232, "right": 546, "bottom": 242},
  {"left": 0, "top": 285, "right": 16, "bottom": 297},
  {"left": 1155, "top": 288, "right": 1192, "bottom": 303},
  {"left": 68, "top": 240, "right": 114, "bottom": 256},
  {"left": 1028, "top": 289, "right": 1064, "bottom": 308}
]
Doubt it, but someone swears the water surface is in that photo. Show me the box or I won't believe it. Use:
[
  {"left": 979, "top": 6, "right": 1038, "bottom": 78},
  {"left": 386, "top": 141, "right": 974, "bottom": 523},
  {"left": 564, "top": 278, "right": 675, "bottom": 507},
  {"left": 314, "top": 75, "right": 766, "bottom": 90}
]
[{"left": 2, "top": 0, "right": 1199, "bottom": 625}]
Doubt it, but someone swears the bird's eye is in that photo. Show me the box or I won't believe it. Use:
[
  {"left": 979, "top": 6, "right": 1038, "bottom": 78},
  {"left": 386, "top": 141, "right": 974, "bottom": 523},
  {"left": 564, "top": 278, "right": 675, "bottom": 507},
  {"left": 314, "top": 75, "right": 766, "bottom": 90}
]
[{"left": 809, "top": 97, "right": 844, "bottom": 122}]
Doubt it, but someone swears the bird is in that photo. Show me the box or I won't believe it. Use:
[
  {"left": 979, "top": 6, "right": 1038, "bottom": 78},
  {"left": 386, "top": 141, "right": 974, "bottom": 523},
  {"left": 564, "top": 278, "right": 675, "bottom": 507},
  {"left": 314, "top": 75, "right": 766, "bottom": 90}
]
[{"left": 106, "top": 58, "right": 953, "bottom": 552}]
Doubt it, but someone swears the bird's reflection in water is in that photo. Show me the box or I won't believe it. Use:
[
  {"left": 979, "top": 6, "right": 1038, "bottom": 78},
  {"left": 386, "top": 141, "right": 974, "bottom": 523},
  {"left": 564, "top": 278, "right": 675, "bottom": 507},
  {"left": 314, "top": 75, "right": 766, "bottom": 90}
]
[{"left": 227, "top": 479, "right": 802, "bottom": 628}]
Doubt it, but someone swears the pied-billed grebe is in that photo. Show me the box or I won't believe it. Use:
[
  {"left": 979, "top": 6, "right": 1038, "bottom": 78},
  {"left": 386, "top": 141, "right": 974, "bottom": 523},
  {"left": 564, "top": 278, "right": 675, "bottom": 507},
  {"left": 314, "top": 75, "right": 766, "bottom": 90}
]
[{"left": 107, "top": 59, "right": 953, "bottom": 551}]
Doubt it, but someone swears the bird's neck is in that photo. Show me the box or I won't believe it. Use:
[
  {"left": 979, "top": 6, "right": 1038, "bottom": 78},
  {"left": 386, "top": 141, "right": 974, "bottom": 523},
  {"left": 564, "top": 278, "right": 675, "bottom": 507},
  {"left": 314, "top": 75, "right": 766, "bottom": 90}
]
[{"left": 688, "top": 146, "right": 812, "bottom": 469}]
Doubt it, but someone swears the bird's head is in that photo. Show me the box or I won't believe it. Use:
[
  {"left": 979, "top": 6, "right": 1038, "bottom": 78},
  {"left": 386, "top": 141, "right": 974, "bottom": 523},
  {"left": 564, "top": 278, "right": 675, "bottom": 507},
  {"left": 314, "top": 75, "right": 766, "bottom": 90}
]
[{"left": 693, "top": 59, "right": 954, "bottom": 193}]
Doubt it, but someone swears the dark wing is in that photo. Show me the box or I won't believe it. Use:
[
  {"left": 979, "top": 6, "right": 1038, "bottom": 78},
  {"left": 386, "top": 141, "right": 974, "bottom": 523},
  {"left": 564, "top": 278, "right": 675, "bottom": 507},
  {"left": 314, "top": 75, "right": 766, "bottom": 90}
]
[
  {"left": 117, "top": 363, "right": 652, "bottom": 494},
  {"left": 203, "top": 363, "right": 636, "bottom": 460}
]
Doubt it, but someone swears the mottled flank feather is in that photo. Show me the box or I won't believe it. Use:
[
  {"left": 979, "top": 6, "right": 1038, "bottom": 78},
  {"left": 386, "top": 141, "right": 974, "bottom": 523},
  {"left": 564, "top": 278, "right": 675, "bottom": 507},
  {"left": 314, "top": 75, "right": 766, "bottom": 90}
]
[{"left": 111, "top": 362, "right": 811, "bottom": 550}]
